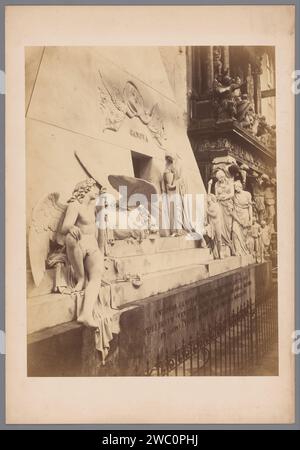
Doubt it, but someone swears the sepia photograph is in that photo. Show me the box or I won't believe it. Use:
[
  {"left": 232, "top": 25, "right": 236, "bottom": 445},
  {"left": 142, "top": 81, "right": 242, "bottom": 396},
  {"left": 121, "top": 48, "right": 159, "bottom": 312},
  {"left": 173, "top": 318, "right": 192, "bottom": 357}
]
[
  {"left": 26, "top": 45, "right": 278, "bottom": 377},
  {"left": 5, "top": 5, "right": 295, "bottom": 425}
]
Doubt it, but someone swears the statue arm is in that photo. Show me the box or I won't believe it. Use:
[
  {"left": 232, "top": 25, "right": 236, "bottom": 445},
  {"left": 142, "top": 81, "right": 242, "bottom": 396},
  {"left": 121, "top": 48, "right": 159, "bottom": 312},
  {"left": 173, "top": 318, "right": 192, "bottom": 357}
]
[
  {"left": 228, "top": 182, "right": 235, "bottom": 199},
  {"left": 61, "top": 203, "right": 80, "bottom": 238}
]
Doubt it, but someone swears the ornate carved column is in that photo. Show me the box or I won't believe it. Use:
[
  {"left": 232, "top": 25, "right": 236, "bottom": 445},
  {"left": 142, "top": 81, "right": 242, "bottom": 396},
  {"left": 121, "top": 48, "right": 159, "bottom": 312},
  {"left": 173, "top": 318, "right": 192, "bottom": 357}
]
[
  {"left": 222, "top": 46, "right": 230, "bottom": 73},
  {"left": 204, "top": 46, "right": 214, "bottom": 91},
  {"left": 252, "top": 56, "right": 263, "bottom": 115},
  {"left": 192, "top": 46, "right": 202, "bottom": 95},
  {"left": 253, "top": 68, "right": 262, "bottom": 115},
  {"left": 246, "top": 63, "right": 255, "bottom": 104}
]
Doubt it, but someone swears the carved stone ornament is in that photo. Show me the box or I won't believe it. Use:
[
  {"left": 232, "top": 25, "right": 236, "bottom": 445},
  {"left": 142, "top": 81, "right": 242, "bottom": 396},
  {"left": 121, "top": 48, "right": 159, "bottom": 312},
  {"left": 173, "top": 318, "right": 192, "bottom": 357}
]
[{"left": 98, "top": 70, "right": 166, "bottom": 147}]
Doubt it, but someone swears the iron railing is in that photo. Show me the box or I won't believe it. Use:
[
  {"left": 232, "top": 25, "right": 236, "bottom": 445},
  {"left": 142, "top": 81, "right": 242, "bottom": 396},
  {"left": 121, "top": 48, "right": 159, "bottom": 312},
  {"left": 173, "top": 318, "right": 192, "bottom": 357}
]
[{"left": 145, "top": 296, "right": 278, "bottom": 376}]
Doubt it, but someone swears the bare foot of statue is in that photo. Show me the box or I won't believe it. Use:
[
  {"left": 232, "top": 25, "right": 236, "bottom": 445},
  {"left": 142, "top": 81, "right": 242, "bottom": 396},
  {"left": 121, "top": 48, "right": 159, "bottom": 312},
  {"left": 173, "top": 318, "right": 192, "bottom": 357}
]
[{"left": 74, "top": 278, "right": 85, "bottom": 292}]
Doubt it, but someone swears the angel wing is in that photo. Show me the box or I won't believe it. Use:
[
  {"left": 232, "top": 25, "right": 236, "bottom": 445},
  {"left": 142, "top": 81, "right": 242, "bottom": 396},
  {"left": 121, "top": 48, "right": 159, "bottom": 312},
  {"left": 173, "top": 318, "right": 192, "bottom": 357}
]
[{"left": 28, "top": 193, "right": 67, "bottom": 287}]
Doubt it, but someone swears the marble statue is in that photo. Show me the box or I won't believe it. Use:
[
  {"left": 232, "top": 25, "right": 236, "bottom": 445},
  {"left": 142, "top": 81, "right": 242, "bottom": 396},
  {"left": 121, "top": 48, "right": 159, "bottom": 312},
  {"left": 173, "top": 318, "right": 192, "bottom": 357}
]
[
  {"left": 251, "top": 218, "right": 263, "bottom": 263},
  {"left": 263, "top": 176, "right": 276, "bottom": 233},
  {"left": 213, "top": 72, "right": 244, "bottom": 121},
  {"left": 231, "top": 180, "right": 252, "bottom": 256},
  {"left": 213, "top": 84, "right": 238, "bottom": 121},
  {"left": 252, "top": 172, "right": 266, "bottom": 223},
  {"left": 208, "top": 168, "right": 235, "bottom": 256},
  {"left": 161, "top": 153, "right": 191, "bottom": 237},
  {"left": 206, "top": 194, "right": 224, "bottom": 259},
  {"left": 256, "top": 116, "right": 276, "bottom": 149},
  {"left": 28, "top": 178, "right": 118, "bottom": 361},
  {"left": 28, "top": 178, "right": 105, "bottom": 328},
  {"left": 256, "top": 115, "right": 269, "bottom": 138},
  {"left": 234, "top": 93, "right": 260, "bottom": 136},
  {"left": 246, "top": 226, "right": 255, "bottom": 257},
  {"left": 213, "top": 46, "right": 223, "bottom": 79},
  {"left": 236, "top": 94, "right": 253, "bottom": 128},
  {"left": 239, "top": 163, "right": 249, "bottom": 189},
  {"left": 60, "top": 179, "right": 104, "bottom": 327},
  {"left": 260, "top": 220, "right": 271, "bottom": 260}
]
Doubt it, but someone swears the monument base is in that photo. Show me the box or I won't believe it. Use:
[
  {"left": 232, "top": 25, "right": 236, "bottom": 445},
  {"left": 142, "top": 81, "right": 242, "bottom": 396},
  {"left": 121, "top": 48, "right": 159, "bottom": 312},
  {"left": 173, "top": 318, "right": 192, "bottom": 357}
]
[{"left": 27, "top": 261, "right": 273, "bottom": 376}]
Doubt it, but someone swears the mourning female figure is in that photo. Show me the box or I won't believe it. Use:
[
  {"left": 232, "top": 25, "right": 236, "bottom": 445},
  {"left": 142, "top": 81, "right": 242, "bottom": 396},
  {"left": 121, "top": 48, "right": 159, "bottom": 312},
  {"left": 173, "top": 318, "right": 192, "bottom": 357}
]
[
  {"left": 208, "top": 169, "right": 235, "bottom": 257},
  {"left": 231, "top": 180, "right": 253, "bottom": 256}
]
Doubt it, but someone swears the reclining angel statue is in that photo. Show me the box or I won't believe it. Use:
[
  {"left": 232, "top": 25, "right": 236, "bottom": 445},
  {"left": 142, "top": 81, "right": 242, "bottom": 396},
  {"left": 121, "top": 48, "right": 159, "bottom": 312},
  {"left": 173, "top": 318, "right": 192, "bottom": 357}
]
[{"left": 29, "top": 178, "right": 104, "bottom": 328}]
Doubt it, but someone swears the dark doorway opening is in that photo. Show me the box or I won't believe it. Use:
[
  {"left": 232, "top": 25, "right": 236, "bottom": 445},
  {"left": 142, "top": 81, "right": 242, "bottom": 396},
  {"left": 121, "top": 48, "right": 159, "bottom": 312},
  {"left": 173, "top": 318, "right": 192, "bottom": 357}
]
[{"left": 131, "top": 151, "right": 152, "bottom": 180}]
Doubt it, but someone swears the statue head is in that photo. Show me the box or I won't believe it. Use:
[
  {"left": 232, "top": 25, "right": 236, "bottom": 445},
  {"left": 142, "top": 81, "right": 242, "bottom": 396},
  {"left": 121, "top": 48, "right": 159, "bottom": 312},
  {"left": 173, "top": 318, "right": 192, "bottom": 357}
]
[
  {"left": 165, "top": 153, "right": 176, "bottom": 170},
  {"left": 261, "top": 173, "right": 270, "bottom": 183},
  {"left": 215, "top": 169, "right": 226, "bottom": 183},
  {"left": 234, "top": 180, "right": 243, "bottom": 192},
  {"left": 68, "top": 178, "right": 100, "bottom": 203},
  {"left": 261, "top": 220, "right": 266, "bottom": 228},
  {"left": 165, "top": 153, "right": 175, "bottom": 163},
  {"left": 223, "top": 74, "right": 232, "bottom": 86}
]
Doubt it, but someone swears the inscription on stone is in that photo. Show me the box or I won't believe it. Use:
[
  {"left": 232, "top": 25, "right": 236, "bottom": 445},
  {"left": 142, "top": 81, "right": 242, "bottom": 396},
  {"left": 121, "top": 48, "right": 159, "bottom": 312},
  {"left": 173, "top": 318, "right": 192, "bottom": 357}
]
[
  {"left": 130, "top": 129, "right": 149, "bottom": 142},
  {"left": 142, "top": 267, "right": 254, "bottom": 367},
  {"left": 118, "top": 266, "right": 256, "bottom": 375}
]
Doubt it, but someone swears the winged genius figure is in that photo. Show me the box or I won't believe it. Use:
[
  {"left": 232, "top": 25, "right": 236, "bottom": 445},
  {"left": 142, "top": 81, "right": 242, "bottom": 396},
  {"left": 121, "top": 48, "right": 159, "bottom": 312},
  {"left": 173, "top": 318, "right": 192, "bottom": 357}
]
[{"left": 29, "top": 179, "right": 104, "bottom": 328}]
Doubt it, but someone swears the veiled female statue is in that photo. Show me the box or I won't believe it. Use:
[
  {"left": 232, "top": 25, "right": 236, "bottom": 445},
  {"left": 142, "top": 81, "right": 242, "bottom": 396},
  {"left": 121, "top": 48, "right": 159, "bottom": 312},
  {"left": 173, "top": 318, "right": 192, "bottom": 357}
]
[
  {"left": 208, "top": 168, "right": 235, "bottom": 257},
  {"left": 231, "top": 180, "right": 253, "bottom": 256},
  {"left": 161, "top": 153, "right": 195, "bottom": 237}
]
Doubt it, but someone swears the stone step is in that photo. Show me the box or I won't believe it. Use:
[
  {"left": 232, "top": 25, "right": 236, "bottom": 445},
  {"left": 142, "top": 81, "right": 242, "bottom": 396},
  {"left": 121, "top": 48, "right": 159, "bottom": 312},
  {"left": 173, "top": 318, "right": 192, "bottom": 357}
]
[
  {"left": 206, "top": 255, "right": 244, "bottom": 277},
  {"left": 27, "top": 263, "right": 207, "bottom": 334},
  {"left": 104, "top": 247, "right": 212, "bottom": 281},
  {"left": 27, "top": 292, "right": 77, "bottom": 335},
  {"left": 108, "top": 235, "right": 202, "bottom": 257},
  {"left": 27, "top": 283, "right": 120, "bottom": 335},
  {"left": 27, "top": 245, "right": 212, "bottom": 297},
  {"left": 111, "top": 255, "right": 248, "bottom": 308},
  {"left": 27, "top": 255, "right": 250, "bottom": 334}
]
